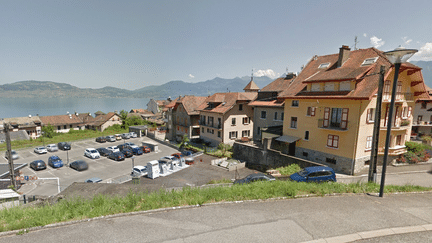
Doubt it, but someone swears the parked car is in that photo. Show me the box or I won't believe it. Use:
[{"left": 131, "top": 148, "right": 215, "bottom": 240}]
[
  {"left": 85, "top": 177, "right": 102, "bottom": 183},
  {"left": 121, "top": 133, "right": 130, "bottom": 139},
  {"left": 115, "top": 134, "right": 122, "bottom": 140},
  {"left": 117, "top": 144, "right": 128, "bottom": 151},
  {"left": 109, "top": 151, "right": 125, "bottom": 161},
  {"left": 105, "top": 135, "right": 116, "bottom": 142},
  {"left": 30, "top": 160, "right": 46, "bottom": 171},
  {"left": 34, "top": 146, "right": 48, "bottom": 154},
  {"left": 5, "top": 150, "right": 19, "bottom": 160},
  {"left": 171, "top": 153, "right": 183, "bottom": 160},
  {"left": 70, "top": 160, "right": 88, "bottom": 171},
  {"left": 140, "top": 146, "right": 151, "bottom": 153},
  {"left": 107, "top": 146, "right": 120, "bottom": 153},
  {"left": 129, "top": 132, "right": 138, "bottom": 138},
  {"left": 233, "top": 173, "right": 276, "bottom": 185},
  {"left": 121, "top": 148, "right": 133, "bottom": 158},
  {"left": 96, "top": 136, "right": 106, "bottom": 143},
  {"left": 289, "top": 166, "right": 337, "bottom": 183},
  {"left": 131, "top": 165, "right": 147, "bottom": 177},
  {"left": 129, "top": 146, "right": 143, "bottom": 155},
  {"left": 48, "top": 155, "right": 63, "bottom": 168},
  {"left": 124, "top": 142, "right": 136, "bottom": 147},
  {"left": 58, "top": 142, "right": 71, "bottom": 150},
  {"left": 84, "top": 148, "right": 100, "bottom": 159},
  {"left": 160, "top": 155, "right": 177, "bottom": 161},
  {"left": 46, "top": 144, "right": 58, "bottom": 152},
  {"left": 182, "top": 150, "right": 193, "bottom": 157},
  {"left": 96, "top": 147, "right": 110, "bottom": 157}
]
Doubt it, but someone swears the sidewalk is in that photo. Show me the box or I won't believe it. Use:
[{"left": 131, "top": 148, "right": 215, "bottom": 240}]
[{"left": 337, "top": 161, "right": 432, "bottom": 179}]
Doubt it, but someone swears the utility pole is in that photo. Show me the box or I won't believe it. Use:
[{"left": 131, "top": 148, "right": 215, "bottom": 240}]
[
  {"left": 4, "top": 123, "right": 16, "bottom": 189},
  {"left": 368, "top": 65, "right": 386, "bottom": 182}
]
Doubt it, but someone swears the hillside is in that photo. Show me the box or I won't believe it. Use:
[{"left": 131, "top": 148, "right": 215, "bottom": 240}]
[{"left": 0, "top": 76, "right": 274, "bottom": 99}]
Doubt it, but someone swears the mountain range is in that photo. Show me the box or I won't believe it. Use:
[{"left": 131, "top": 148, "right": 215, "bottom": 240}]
[{"left": 0, "top": 76, "right": 274, "bottom": 99}]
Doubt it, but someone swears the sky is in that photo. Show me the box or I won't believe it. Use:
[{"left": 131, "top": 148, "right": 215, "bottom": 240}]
[{"left": 1, "top": 0, "right": 432, "bottom": 90}]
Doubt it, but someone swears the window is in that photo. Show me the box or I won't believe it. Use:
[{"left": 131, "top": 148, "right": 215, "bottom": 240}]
[
  {"left": 202, "top": 127, "right": 205, "bottom": 133},
  {"left": 217, "top": 131, "right": 221, "bottom": 138},
  {"left": 327, "top": 135, "right": 339, "bottom": 148},
  {"left": 318, "top": 62, "right": 330, "bottom": 69},
  {"left": 402, "top": 107, "right": 408, "bottom": 119},
  {"left": 257, "top": 127, "right": 261, "bottom": 135},
  {"left": 231, "top": 118, "right": 236, "bottom": 126},
  {"left": 64, "top": 125, "right": 67, "bottom": 129},
  {"left": 407, "top": 106, "right": 412, "bottom": 117},
  {"left": 367, "top": 108, "right": 375, "bottom": 123},
  {"left": 229, "top": 131, "right": 238, "bottom": 139},
  {"left": 326, "top": 158, "right": 337, "bottom": 164},
  {"left": 302, "top": 152, "right": 308, "bottom": 157},
  {"left": 311, "top": 83, "right": 320, "bottom": 91},
  {"left": 292, "top": 100, "right": 299, "bottom": 107},
  {"left": 421, "top": 102, "right": 427, "bottom": 109},
  {"left": 307, "top": 107, "right": 316, "bottom": 116},
  {"left": 304, "top": 131, "right": 309, "bottom": 140},
  {"left": 57, "top": 126, "right": 60, "bottom": 130},
  {"left": 207, "top": 128, "right": 210, "bottom": 133},
  {"left": 218, "top": 118, "right": 222, "bottom": 128},
  {"left": 239, "top": 104, "right": 243, "bottom": 111},
  {"left": 274, "top": 112, "right": 278, "bottom": 120},
  {"left": 261, "top": 111, "right": 267, "bottom": 119},
  {"left": 323, "top": 107, "right": 348, "bottom": 129},
  {"left": 366, "top": 136, "right": 372, "bottom": 150},
  {"left": 242, "top": 130, "right": 250, "bottom": 137},
  {"left": 208, "top": 116, "right": 214, "bottom": 127},
  {"left": 418, "top": 115, "right": 423, "bottom": 122},
  {"left": 281, "top": 112, "right": 284, "bottom": 121},
  {"left": 242, "top": 117, "right": 249, "bottom": 124},
  {"left": 361, "top": 57, "right": 378, "bottom": 66},
  {"left": 70, "top": 125, "right": 73, "bottom": 128},
  {"left": 340, "top": 81, "right": 351, "bottom": 91},
  {"left": 290, "top": 117, "right": 297, "bottom": 128},
  {"left": 396, "top": 135, "right": 403, "bottom": 146},
  {"left": 324, "top": 82, "right": 335, "bottom": 91}
]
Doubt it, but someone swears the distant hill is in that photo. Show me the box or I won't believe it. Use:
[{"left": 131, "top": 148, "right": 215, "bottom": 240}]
[
  {"left": 0, "top": 76, "right": 274, "bottom": 99},
  {"left": 410, "top": 61, "right": 432, "bottom": 88}
]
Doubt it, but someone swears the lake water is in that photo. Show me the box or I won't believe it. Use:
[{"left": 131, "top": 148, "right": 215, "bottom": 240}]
[{"left": 0, "top": 97, "right": 150, "bottom": 119}]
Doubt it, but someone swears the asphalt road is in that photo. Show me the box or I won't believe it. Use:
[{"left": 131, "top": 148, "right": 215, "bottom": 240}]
[
  {"left": 7, "top": 137, "right": 180, "bottom": 196},
  {"left": 1, "top": 193, "right": 431, "bottom": 242}
]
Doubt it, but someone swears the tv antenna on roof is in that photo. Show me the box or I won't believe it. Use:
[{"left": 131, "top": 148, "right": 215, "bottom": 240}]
[{"left": 354, "top": 36, "right": 359, "bottom": 50}]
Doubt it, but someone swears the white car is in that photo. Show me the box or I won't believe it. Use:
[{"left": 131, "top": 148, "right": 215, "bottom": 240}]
[
  {"left": 34, "top": 146, "right": 48, "bottom": 154},
  {"left": 129, "top": 132, "right": 138, "bottom": 138},
  {"left": 5, "top": 150, "right": 19, "bottom": 160},
  {"left": 46, "top": 144, "right": 58, "bottom": 152},
  {"left": 131, "top": 165, "right": 147, "bottom": 177},
  {"left": 84, "top": 148, "right": 100, "bottom": 159},
  {"left": 107, "top": 146, "right": 120, "bottom": 153},
  {"left": 124, "top": 142, "right": 136, "bottom": 147},
  {"left": 105, "top": 135, "right": 116, "bottom": 142}
]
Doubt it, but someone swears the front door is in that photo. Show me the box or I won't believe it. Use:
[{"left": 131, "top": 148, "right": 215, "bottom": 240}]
[{"left": 288, "top": 142, "right": 296, "bottom": 156}]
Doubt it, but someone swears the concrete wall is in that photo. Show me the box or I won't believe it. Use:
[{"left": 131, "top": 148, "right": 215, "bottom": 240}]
[{"left": 233, "top": 142, "right": 324, "bottom": 170}]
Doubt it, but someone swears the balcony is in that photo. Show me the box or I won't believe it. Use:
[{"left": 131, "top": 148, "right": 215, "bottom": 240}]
[
  {"left": 378, "top": 146, "right": 406, "bottom": 156},
  {"left": 380, "top": 120, "right": 411, "bottom": 130},
  {"left": 382, "top": 92, "right": 414, "bottom": 102},
  {"left": 318, "top": 119, "right": 348, "bottom": 131},
  {"left": 412, "top": 121, "right": 432, "bottom": 126}
]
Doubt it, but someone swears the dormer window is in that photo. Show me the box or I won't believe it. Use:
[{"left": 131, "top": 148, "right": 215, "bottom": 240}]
[
  {"left": 361, "top": 57, "right": 378, "bottom": 66},
  {"left": 318, "top": 63, "right": 330, "bottom": 69}
]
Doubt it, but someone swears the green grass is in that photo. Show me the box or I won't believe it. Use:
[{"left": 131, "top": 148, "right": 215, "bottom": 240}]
[
  {"left": 208, "top": 178, "right": 233, "bottom": 184},
  {"left": 274, "top": 164, "right": 302, "bottom": 175},
  {"left": 1, "top": 181, "right": 431, "bottom": 233},
  {"left": 0, "top": 126, "right": 129, "bottom": 151}
]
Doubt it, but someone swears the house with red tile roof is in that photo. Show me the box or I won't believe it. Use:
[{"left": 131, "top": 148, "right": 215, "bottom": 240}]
[
  {"left": 411, "top": 86, "right": 432, "bottom": 136},
  {"left": 86, "top": 112, "right": 122, "bottom": 132},
  {"left": 1, "top": 116, "right": 42, "bottom": 139},
  {"left": 278, "top": 45, "right": 429, "bottom": 174},
  {"left": 248, "top": 73, "right": 296, "bottom": 142},
  {"left": 166, "top": 95, "right": 207, "bottom": 142},
  {"left": 40, "top": 113, "right": 85, "bottom": 133},
  {"left": 197, "top": 92, "right": 257, "bottom": 146}
]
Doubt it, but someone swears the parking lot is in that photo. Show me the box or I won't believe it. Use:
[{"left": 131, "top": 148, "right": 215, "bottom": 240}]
[{"left": 6, "top": 137, "right": 180, "bottom": 196}]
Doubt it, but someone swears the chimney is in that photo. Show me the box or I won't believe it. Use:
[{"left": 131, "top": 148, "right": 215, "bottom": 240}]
[
  {"left": 285, "top": 72, "right": 297, "bottom": 80},
  {"left": 337, "top": 45, "right": 350, "bottom": 67}
]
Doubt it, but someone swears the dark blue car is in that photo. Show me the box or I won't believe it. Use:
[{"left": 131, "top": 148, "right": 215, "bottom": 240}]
[
  {"left": 48, "top": 155, "right": 63, "bottom": 168},
  {"left": 290, "top": 166, "right": 336, "bottom": 183}
]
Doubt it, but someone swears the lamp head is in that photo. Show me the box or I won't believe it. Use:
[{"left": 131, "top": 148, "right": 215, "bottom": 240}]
[{"left": 384, "top": 46, "right": 418, "bottom": 64}]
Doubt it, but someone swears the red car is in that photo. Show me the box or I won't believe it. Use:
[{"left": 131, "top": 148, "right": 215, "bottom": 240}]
[
  {"left": 140, "top": 146, "right": 151, "bottom": 153},
  {"left": 171, "top": 153, "right": 182, "bottom": 160}
]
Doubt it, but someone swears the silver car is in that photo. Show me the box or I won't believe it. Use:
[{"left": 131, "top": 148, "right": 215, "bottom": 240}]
[
  {"left": 105, "top": 135, "right": 116, "bottom": 142},
  {"left": 46, "top": 144, "right": 58, "bottom": 152},
  {"left": 5, "top": 150, "right": 19, "bottom": 160},
  {"left": 34, "top": 146, "right": 48, "bottom": 154}
]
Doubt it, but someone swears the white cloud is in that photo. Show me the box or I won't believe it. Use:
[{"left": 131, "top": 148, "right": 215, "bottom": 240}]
[
  {"left": 413, "top": 42, "right": 432, "bottom": 61},
  {"left": 188, "top": 74, "right": 195, "bottom": 79},
  {"left": 402, "top": 36, "right": 412, "bottom": 46},
  {"left": 363, "top": 33, "right": 367, "bottom": 37},
  {"left": 370, "top": 36, "right": 385, "bottom": 48},
  {"left": 254, "top": 69, "right": 279, "bottom": 79}
]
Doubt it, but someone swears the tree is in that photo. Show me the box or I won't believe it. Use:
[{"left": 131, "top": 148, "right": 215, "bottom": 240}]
[
  {"left": 180, "top": 134, "right": 190, "bottom": 149},
  {"left": 119, "top": 110, "right": 128, "bottom": 129},
  {"left": 42, "top": 124, "right": 56, "bottom": 138}
]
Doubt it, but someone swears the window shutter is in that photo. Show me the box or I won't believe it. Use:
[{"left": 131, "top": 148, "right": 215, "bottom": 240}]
[
  {"left": 341, "top": 108, "right": 349, "bottom": 129},
  {"left": 311, "top": 107, "right": 316, "bottom": 116},
  {"left": 367, "top": 108, "right": 371, "bottom": 122},
  {"left": 327, "top": 135, "right": 333, "bottom": 147},
  {"left": 333, "top": 135, "right": 339, "bottom": 148},
  {"left": 384, "top": 105, "right": 389, "bottom": 127},
  {"left": 408, "top": 106, "right": 412, "bottom": 117},
  {"left": 323, "top": 107, "right": 330, "bottom": 127}
]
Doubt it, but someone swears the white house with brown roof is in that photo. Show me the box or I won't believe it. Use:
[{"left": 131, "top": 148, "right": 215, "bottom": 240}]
[
  {"left": 1, "top": 116, "right": 42, "bottom": 139},
  {"left": 40, "top": 113, "right": 85, "bottom": 133},
  {"left": 197, "top": 92, "right": 257, "bottom": 146},
  {"left": 87, "top": 112, "right": 121, "bottom": 132}
]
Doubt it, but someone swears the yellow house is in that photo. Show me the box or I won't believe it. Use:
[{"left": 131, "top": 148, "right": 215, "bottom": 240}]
[{"left": 278, "top": 45, "right": 429, "bottom": 174}]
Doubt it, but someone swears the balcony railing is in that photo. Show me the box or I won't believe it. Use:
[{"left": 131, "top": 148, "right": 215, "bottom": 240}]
[
  {"left": 378, "top": 146, "right": 406, "bottom": 156},
  {"left": 318, "top": 119, "right": 348, "bottom": 131},
  {"left": 412, "top": 121, "right": 432, "bottom": 126},
  {"left": 382, "top": 92, "right": 414, "bottom": 102}
]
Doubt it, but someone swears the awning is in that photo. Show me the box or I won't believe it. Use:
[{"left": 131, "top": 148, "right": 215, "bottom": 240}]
[{"left": 275, "top": 135, "right": 301, "bottom": 143}]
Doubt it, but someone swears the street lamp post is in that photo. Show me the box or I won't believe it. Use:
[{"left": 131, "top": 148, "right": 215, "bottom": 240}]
[{"left": 379, "top": 47, "right": 418, "bottom": 197}]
